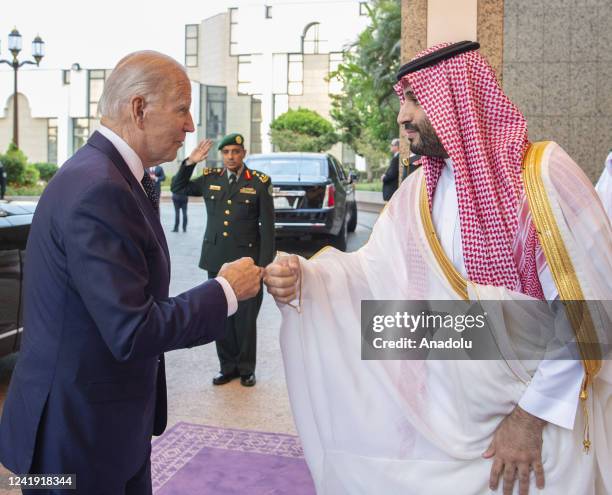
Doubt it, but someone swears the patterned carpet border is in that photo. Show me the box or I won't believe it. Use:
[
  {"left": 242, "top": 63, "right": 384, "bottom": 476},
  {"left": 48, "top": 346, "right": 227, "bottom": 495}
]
[{"left": 151, "top": 422, "right": 305, "bottom": 491}]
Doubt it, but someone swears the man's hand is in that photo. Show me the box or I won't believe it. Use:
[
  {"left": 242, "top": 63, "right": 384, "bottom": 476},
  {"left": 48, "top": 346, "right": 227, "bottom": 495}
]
[
  {"left": 187, "top": 139, "right": 214, "bottom": 165},
  {"left": 483, "top": 406, "right": 546, "bottom": 495},
  {"left": 218, "top": 257, "right": 263, "bottom": 301},
  {"left": 263, "top": 255, "right": 300, "bottom": 304}
]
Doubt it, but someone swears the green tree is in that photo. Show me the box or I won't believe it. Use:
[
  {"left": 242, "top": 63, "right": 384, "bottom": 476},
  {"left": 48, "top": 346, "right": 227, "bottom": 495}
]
[
  {"left": 329, "top": 0, "right": 401, "bottom": 179},
  {"left": 270, "top": 108, "right": 338, "bottom": 152}
]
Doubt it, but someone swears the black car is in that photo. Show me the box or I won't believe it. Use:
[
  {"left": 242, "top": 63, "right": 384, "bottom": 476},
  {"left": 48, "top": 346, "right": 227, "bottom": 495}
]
[
  {"left": 0, "top": 201, "right": 35, "bottom": 358},
  {"left": 246, "top": 152, "right": 357, "bottom": 251}
]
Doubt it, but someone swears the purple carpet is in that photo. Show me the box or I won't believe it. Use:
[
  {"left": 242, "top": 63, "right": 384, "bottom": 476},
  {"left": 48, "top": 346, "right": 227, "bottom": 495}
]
[{"left": 151, "top": 422, "right": 316, "bottom": 494}]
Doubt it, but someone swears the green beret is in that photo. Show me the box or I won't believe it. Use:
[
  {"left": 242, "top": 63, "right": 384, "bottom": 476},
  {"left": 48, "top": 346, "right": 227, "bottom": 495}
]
[{"left": 218, "top": 133, "right": 245, "bottom": 150}]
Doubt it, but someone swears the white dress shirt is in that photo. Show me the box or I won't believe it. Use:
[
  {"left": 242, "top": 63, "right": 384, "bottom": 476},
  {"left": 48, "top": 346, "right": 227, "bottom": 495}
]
[
  {"left": 97, "top": 125, "right": 238, "bottom": 316},
  {"left": 431, "top": 158, "right": 583, "bottom": 429}
]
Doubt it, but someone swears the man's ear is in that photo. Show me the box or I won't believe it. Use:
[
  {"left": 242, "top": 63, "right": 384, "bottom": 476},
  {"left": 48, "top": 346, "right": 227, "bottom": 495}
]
[{"left": 130, "top": 95, "right": 146, "bottom": 129}]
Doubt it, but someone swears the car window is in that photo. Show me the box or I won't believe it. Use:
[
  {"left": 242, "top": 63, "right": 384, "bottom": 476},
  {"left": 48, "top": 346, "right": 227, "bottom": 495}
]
[
  {"left": 246, "top": 158, "right": 327, "bottom": 178},
  {"left": 332, "top": 156, "right": 347, "bottom": 181},
  {"left": 327, "top": 158, "right": 338, "bottom": 180}
]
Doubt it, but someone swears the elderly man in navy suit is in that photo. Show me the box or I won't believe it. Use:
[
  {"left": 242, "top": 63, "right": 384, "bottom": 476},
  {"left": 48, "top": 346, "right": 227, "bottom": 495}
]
[{"left": 0, "top": 51, "right": 263, "bottom": 494}]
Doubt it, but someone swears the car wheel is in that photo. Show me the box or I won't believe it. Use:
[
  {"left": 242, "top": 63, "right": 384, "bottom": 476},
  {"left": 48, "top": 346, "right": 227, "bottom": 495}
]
[
  {"left": 331, "top": 213, "right": 348, "bottom": 251},
  {"left": 347, "top": 201, "right": 358, "bottom": 233}
]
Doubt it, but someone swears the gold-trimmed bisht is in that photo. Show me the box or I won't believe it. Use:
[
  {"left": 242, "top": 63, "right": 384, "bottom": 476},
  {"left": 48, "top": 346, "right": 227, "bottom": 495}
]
[{"left": 523, "top": 141, "right": 602, "bottom": 453}]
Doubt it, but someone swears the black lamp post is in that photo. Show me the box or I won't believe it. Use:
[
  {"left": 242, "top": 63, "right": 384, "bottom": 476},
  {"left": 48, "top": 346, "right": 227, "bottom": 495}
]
[{"left": 0, "top": 28, "right": 45, "bottom": 148}]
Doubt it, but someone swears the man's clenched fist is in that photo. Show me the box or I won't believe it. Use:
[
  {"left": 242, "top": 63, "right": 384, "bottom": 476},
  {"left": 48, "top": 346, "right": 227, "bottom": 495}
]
[
  {"left": 218, "top": 257, "right": 263, "bottom": 301},
  {"left": 264, "top": 255, "right": 300, "bottom": 304}
]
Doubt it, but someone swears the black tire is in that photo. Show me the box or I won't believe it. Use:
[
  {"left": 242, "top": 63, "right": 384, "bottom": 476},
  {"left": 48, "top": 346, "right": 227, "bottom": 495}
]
[
  {"left": 331, "top": 213, "right": 348, "bottom": 251},
  {"left": 347, "top": 201, "right": 358, "bottom": 233}
]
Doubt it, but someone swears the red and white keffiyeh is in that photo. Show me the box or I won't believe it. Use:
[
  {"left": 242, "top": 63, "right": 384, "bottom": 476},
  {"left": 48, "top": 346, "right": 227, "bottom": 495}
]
[{"left": 394, "top": 43, "right": 544, "bottom": 298}]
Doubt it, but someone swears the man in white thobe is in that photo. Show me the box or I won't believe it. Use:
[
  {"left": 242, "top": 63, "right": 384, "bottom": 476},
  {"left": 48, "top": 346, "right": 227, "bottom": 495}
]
[{"left": 264, "top": 41, "right": 612, "bottom": 495}]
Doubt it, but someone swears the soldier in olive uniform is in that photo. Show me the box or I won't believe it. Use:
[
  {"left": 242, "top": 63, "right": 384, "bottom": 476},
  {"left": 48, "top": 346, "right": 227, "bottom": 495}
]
[{"left": 172, "top": 133, "right": 275, "bottom": 387}]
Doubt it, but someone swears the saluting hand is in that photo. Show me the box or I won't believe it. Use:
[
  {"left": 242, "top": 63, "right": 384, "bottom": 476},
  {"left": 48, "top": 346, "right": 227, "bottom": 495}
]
[
  {"left": 218, "top": 257, "right": 263, "bottom": 301},
  {"left": 187, "top": 139, "right": 214, "bottom": 165},
  {"left": 264, "top": 255, "right": 300, "bottom": 304}
]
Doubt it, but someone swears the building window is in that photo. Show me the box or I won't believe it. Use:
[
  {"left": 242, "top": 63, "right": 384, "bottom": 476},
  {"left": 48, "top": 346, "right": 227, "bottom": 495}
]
[
  {"left": 359, "top": 2, "right": 368, "bottom": 16},
  {"left": 88, "top": 69, "right": 106, "bottom": 118},
  {"left": 265, "top": 5, "right": 272, "bottom": 18},
  {"left": 62, "top": 70, "right": 70, "bottom": 85},
  {"left": 328, "top": 52, "right": 344, "bottom": 95},
  {"left": 237, "top": 55, "right": 253, "bottom": 95},
  {"left": 250, "top": 95, "right": 262, "bottom": 154},
  {"left": 229, "top": 8, "right": 239, "bottom": 56},
  {"left": 302, "top": 22, "right": 321, "bottom": 55},
  {"left": 287, "top": 54, "right": 303, "bottom": 96},
  {"left": 73, "top": 118, "right": 90, "bottom": 152},
  {"left": 47, "top": 118, "right": 58, "bottom": 164},
  {"left": 185, "top": 24, "right": 199, "bottom": 67},
  {"left": 205, "top": 86, "right": 227, "bottom": 167}
]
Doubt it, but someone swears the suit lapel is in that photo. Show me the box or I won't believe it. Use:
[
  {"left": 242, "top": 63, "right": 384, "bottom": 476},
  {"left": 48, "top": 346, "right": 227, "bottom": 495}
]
[{"left": 87, "top": 132, "right": 171, "bottom": 270}]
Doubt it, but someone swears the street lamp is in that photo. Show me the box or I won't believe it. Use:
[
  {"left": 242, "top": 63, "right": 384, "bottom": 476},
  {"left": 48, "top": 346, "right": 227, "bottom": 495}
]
[{"left": 0, "top": 28, "right": 45, "bottom": 148}]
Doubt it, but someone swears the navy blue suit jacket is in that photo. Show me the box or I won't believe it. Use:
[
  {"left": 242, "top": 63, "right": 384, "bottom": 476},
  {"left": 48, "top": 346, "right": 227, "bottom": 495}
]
[{"left": 0, "top": 132, "right": 227, "bottom": 486}]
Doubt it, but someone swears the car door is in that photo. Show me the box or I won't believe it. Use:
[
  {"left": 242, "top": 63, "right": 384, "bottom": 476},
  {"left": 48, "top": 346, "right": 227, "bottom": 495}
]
[
  {"left": 327, "top": 156, "right": 347, "bottom": 231},
  {"left": 0, "top": 206, "right": 33, "bottom": 357},
  {"left": 336, "top": 156, "right": 355, "bottom": 202},
  {"left": 0, "top": 223, "right": 25, "bottom": 357}
]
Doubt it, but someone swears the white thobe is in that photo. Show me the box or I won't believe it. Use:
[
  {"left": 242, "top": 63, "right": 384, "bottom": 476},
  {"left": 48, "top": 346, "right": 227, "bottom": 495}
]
[{"left": 431, "top": 158, "right": 583, "bottom": 429}]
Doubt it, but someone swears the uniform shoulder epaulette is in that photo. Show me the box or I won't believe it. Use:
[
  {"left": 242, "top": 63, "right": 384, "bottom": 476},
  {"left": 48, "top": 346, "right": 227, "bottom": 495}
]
[{"left": 252, "top": 170, "right": 269, "bottom": 183}]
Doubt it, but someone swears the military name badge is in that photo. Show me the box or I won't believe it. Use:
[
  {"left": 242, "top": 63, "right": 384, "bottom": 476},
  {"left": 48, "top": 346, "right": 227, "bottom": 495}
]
[
  {"left": 209, "top": 185, "right": 222, "bottom": 191},
  {"left": 240, "top": 187, "right": 257, "bottom": 195}
]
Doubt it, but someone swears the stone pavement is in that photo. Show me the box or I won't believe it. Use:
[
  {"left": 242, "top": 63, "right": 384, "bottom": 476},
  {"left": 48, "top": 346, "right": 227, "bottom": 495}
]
[{"left": 0, "top": 200, "right": 378, "bottom": 488}]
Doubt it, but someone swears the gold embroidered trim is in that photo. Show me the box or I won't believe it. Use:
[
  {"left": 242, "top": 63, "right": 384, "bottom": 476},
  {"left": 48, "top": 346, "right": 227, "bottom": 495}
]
[
  {"left": 522, "top": 142, "right": 602, "bottom": 369},
  {"left": 523, "top": 141, "right": 602, "bottom": 453},
  {"left": 419, "top": 179, "right": 468, "bottom": 300}
]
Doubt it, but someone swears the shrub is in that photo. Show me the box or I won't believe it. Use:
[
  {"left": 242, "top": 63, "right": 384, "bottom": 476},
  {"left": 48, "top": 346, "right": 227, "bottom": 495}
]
[
  {"left": 33, "top": 162, "right": 59, "bottom": 182},
  {"left": 22, "top": 164, "right": 40, "bottom": 186},
  {"left": 1, "top": 142, "right": 28, "bottom": 185}
]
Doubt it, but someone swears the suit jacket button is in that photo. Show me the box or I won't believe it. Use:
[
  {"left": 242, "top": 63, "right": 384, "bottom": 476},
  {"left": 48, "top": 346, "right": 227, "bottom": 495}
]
[
  {"left": 225, "top": 209, "right": 230, "bottom": 215},
  {"left": 223, "top": 232, "right": 229, "bottom": 237},
  {"left": 249, "top": 243, "right": 253, "bottom": 247},
  {"left": 227, "top": 199, "right": 232, "bottom": 205}
]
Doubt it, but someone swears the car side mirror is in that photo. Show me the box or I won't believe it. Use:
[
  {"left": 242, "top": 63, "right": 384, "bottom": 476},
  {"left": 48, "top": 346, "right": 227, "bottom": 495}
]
[{"left": 348, "top": 171, "right": 358, "bottom": 184}]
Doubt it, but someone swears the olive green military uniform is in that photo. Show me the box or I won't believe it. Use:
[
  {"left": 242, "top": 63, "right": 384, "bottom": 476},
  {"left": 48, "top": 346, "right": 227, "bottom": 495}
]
[{"left": 171, "top": 148, "right": 275, "bottom": 376}]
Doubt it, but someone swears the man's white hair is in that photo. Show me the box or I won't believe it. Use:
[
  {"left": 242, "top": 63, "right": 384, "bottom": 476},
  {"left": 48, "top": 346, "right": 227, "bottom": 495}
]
[{"left": 98, "top": 50, "right": 187, "bottom": 120}]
